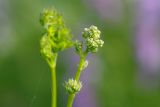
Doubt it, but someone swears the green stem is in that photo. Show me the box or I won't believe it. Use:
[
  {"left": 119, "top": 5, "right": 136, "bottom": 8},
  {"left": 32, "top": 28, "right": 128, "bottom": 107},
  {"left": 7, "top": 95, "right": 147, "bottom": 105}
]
[
  {"left": 50, "top": 54, "right": 58, "bottom": 107},
  {"left": 67, "top": 52, "right": 87, "bottom": 107},
  {"left": 75, "top": 56, "right": 85, "bottom": 81},
  {"left": 66, "top": 94, "right": 75, "bottom": 107}
]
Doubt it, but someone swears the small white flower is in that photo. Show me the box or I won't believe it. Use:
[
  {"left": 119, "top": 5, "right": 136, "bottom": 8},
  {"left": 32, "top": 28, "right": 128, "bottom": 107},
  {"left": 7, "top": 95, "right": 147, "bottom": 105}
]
[{"left": 64, "top": 79, "right": 82, "bottom": 94}]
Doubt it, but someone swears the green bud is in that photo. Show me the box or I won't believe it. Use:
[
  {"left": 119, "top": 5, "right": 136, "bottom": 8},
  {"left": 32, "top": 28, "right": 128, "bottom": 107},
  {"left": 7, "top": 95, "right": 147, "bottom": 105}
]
[
  {"left": 64, "top": 79, "right": 82, "bottom": 94},
  {"left": 75, "top": 40, "right": 83, "bottom": 55}
]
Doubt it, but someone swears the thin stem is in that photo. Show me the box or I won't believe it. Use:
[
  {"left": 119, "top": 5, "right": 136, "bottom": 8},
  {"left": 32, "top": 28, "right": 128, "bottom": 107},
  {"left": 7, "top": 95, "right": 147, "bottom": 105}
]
[
  {"left": 66, "top": 94, "right": 75, "bottom": 107},
  {"left": 50, "top": 54, "right": 58, "bottom": 107},
  {"left": 75, "top": 56, "right": 85, "bottom": 80},
  {"left": 67, "top": 52, "right": 87, "bottom": 107}
]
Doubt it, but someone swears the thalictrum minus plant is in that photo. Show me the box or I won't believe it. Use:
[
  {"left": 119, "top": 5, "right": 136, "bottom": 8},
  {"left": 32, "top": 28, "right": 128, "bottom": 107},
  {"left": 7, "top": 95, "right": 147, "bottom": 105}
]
[{"left": 39, "top": 7, "right": 104, "bottom": 107}]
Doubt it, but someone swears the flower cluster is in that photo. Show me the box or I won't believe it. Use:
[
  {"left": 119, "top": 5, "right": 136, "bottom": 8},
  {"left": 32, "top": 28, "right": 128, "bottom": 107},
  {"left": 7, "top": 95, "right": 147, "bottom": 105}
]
[
  {"left": 83, "top": 25, "right": 104, "bottom": 53},
  {"left": 82, "top": 25, "right": 100, "bottom": 39},
  {"left": 64, "top": 79, "right": 82, "bottom": 94},
  {"left": 40, "top": 8, "right": 73, "bottom": 60},
  {"left": 40, "top": 8, "right": 63, "bottom": 33},
  {"left": 75, "top": 25, "right": 104, "bottom": 54}
]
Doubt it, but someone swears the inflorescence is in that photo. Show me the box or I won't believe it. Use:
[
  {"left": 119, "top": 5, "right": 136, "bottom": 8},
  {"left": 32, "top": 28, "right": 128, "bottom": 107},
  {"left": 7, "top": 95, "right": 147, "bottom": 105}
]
[
  {"left": 75, "top": 25, "right": 104, "bottom": 55},
  {"left": 40, "top": 8, "right": 73, "bottom": 66}
]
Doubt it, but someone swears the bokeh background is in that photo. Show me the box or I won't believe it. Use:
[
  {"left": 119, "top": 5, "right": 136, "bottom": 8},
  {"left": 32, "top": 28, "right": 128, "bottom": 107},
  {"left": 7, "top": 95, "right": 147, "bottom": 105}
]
[{"left": 1, "top": 0, "right": 160, "bottom": 107}]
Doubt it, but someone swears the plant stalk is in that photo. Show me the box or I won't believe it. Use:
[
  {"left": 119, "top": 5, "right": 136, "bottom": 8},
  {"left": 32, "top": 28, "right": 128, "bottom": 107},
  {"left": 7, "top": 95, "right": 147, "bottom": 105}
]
[
  {"left": 67, "top": 53, "right": 87, "bottom": 107},
  {"left": 50, "top": 54, "right": 58, "bottom": 107},
  {"left": 66, "top": 94, "right": 75, "bottom": 107}
]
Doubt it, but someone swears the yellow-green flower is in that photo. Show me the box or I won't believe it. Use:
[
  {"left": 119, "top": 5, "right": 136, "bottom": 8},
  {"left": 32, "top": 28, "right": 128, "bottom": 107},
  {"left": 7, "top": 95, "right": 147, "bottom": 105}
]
[{"left": 40, "top": 8, "right": 73, "bottom": 60}]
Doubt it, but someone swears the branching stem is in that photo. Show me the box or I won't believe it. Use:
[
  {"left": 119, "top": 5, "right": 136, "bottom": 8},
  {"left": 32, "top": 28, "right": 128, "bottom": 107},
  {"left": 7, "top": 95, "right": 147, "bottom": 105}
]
[{"left": 67, "top": 51, "right": 87, "bottom": 107}]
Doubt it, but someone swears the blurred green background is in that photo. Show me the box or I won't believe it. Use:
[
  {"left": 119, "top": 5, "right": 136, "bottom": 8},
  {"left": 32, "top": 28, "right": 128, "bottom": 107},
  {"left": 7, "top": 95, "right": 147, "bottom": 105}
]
[{"left": 1, "top": 0, "right": 160, "bottom": 107}]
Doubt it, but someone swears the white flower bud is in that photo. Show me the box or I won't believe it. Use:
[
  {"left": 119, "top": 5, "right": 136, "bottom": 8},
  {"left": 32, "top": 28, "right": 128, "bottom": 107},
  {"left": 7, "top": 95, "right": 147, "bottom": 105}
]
[
  {"left": 81, "top": 60, "right": 89, "bottom": 71},
  {"left": 64, "top": 79, "right": 82, "bottom": 94}
]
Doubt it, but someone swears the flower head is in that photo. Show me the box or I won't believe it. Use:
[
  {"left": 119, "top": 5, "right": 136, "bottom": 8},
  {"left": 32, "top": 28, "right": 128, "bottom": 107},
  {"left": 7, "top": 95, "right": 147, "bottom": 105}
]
[
  {"left": 84, "top": 25, "right": 104, "bottom": 53},
  {"left": 64, "top": 79, "right": 82, "bottom": 94},
  {"left": 77, "top": 25, "right": 104, "bottom": 53},
  {"left": 40, "top": 8, "right": 73, "bottom": 57}
]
